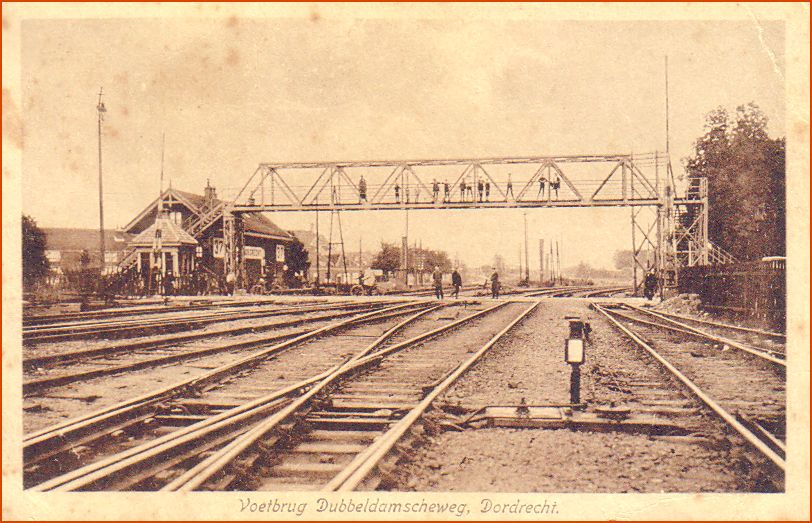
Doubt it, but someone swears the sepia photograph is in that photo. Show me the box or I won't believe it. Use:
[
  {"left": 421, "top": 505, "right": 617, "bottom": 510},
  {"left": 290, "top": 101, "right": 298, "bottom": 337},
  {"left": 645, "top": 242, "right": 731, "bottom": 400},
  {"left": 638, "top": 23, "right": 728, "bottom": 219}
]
[{"left": 3, "top": 2, "right": 809, "bottom": 520}]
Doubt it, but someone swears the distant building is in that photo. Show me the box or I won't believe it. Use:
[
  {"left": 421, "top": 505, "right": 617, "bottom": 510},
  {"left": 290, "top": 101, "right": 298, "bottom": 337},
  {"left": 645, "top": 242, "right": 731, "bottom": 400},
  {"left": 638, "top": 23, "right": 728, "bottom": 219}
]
[
  {"left": 289, "top": 228, "right": 383, "bottom": 284},
  {"left": 43, "top": 228, "right": 133, "bottom": 274}
]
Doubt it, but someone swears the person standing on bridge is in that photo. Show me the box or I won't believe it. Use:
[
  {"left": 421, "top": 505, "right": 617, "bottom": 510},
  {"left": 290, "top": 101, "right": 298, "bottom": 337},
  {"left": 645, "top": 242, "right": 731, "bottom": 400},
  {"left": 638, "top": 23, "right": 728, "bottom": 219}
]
[
  {"left": 443, "top": 180, "right": 450, "bottom": 202},
  {"left": 490, "top": 267, "right": 500, "bottom": 299},
  {"left": 477, "top": 180, "right": 484, "bottom": 202},
  {"left": 485, "top": 181, "right": 491, "bottom": 201},
  {"left": 451, "top": 268, "right": 462, "bottom": 299},
  {"left": 432, "top": 265, "right": 444, "bottom": 300},
  {"left": 358, "top": 175, "right": 368, "bottom": 203},
  {"left": 552, "top": 174, "right": 561, "bottom": 200},
  {"left": 538, "top": 175, "right": 547, "bottom": 200},
  {"left": 506, "top": 173, "right": 514, "bottom": 200},
  {"left": 459, "top": 180, "right": 466, "bottom": 202},
  {"left": 394, "top": 183, "right": 400, "bottom": 203},
  {"left": 432, "top": 179, "right": 440, "bottom": 202}
]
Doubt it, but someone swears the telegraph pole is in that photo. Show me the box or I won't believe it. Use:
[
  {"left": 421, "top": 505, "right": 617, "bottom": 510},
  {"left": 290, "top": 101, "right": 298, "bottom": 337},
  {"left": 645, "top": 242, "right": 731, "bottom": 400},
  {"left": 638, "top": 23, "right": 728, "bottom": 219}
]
[
  {"left": 518, "top": 244, "right": 522, "bottom": 281},
  {"left": 96, "top": 88, "right": 107, "bottom": 273},
  {"left": 315, "top": 206, "right": 320, "bottom": 287},
  {"left": 523, "top": 212, "right": 529, "bottom": 283}
]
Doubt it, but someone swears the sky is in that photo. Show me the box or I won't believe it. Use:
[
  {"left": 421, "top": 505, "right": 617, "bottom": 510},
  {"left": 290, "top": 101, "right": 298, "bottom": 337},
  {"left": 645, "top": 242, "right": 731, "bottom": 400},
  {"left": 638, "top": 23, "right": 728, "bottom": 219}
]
[{"left": 19, "top": 11, "right": 785, "bottom": 271}]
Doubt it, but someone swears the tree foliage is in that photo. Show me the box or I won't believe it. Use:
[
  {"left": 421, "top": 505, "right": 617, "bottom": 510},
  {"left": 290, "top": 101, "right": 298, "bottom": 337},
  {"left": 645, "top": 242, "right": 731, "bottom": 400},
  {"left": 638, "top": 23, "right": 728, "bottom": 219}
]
[
  {"left": 685, "top": 103, "right": 785, "bottom": 260},
  {"left": 370, "top": 242, "right": 401, "bottom": 274},
  {"left": 370, "top": 242, "right": 454, "bottom": 275},
  {"left": 285, "top": 236, "right": 311, "bottom": 276},
  {"left": 613, "top": 249, "right": 654, "bottom": 271},
  {"left": 22, "top": 215, "right": 49, "bottom": 288},
  {"left": 421, "top": 249, "right": 452, "bottom": 272}
]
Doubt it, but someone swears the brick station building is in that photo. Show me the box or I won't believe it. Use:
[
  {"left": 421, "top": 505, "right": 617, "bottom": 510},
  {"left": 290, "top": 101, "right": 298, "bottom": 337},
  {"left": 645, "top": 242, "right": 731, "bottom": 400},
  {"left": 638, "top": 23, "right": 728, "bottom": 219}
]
[{"left": 120, "top": 182, "right": 294, "bottom": 288}]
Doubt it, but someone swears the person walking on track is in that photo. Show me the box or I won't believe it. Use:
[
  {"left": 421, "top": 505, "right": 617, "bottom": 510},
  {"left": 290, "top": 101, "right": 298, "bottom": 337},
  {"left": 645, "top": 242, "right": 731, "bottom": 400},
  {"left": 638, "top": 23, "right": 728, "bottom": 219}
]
[
  {"left": 451, "top": 268, "right": 462, "bottom": 299},
  {"left": 433, "top": 265, "right": 444, "bottom": 300},
  {"left": 490, "top": 267, "right": 500, "bottom": 299}
]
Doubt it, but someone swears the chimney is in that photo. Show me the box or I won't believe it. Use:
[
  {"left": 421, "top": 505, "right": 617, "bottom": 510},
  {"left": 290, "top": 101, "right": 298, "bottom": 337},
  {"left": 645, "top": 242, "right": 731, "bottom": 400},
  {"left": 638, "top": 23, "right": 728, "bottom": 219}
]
[{"left": 204, "top": 179, "right": 217, "bottom": 207}]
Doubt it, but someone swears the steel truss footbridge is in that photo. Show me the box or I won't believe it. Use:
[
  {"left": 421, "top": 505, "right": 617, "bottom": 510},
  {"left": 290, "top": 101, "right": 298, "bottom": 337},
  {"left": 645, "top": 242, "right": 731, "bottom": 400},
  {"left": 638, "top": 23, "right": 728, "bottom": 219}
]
[{"left": 210, "top": 152, "right": 722, "bottom": 292}]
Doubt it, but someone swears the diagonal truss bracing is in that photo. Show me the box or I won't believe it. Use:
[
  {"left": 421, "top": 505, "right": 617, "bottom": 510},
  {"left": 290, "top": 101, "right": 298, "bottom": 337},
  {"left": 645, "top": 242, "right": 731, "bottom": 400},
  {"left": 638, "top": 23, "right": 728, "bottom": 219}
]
[
  {"left": 216, "top": 152, "right": 711, "bottom": 292},
  {"left": 229, "top": 153, "right": 667, "bottom": 212}
]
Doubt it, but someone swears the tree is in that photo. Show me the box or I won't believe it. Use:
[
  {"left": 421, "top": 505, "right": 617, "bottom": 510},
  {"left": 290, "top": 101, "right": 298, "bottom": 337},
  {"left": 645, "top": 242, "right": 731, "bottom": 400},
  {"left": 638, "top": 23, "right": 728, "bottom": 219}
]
[
  {"left": 613, "top": 249, "right": 654, "bottom": 271},
  {"left": 22, "top": 215, "right": 49, "bottom": 288},
  {"left": 613, "top": 250, "right": 634, "bottom": 271},
  {"left": 685, "top": 103, "right": 785, "bottom": 260},
  {"left": 423, "top": 249, "right": 452, "bottom": 272},
  {"left": 284, "top": 237, "right": 310, "bottom": 276},
  {"left": 371, "top": 242, "right": 400, "bottom": 275}
]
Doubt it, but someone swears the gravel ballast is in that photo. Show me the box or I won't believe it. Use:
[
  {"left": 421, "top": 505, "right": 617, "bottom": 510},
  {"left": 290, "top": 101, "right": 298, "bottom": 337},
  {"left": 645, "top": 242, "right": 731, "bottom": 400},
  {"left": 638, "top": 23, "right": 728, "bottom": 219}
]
[{"left": 390, "top": 298, "right": 758, "bottom": 492}]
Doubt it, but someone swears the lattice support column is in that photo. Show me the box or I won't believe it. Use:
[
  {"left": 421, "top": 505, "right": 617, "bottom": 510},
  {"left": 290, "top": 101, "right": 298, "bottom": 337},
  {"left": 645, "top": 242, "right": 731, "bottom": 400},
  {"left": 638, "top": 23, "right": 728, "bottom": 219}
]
[{"left": 223, "top": 210, "right": 246, "bottom": 288}]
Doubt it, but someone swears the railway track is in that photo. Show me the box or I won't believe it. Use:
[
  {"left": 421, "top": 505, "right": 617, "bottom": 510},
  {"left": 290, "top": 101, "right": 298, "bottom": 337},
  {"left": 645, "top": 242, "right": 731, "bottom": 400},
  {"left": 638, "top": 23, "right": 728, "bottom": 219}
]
[
  {"left": 22, "top": 297, "right": 282, "bottom": 327},
  {"left": 24, "top": 301, "right": 429, "bottom": 489},
  {"left": 23, "top": 300, "right": 380, "bottom": 344},
  {"left": 394, "top": 285, "right": 481, "bottom": 297},
  {"left": 27, "top": 300, "right": 534, "bottom": 491},
  {"left": 23, "top": 301, "right": 457, "bottom": 488},
  {"left": 23, "top": 303, "right": 396, "bottom": 394},
  {"left": 573, "top": 286, "right": 630, "bottom": 298},
  {"left": 624, "top": 305, "right": 786, "bottom": 357},
  {"left": 593, "top": 303, "right": 785, "bottom": 487},
  {"left": 522, "top": 285, "right": 594, "bottom": 297},
  {"left": 163, "top": 301, "right": 533, "bottom": 492},
  {"left": 618, "top": 304, "right": 785, "bottom": 365}
]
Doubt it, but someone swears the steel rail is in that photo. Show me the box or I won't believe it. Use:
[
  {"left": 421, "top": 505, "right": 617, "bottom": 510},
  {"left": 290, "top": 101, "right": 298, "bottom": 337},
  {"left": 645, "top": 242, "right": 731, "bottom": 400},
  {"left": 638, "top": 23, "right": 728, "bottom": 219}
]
[
  {"left": 622, "top": 305, "right": 785, "bottom": 366},
  {"left": 577, "top": 286, "right": 631, "bottom": 298},
  {"left": 631, "top": 307, "right": 786, "bottom": 340},
  {"left": 30, "top": 372, "right": 328, "bottom": 491},
  {"left": 33, "top": 306, "right": 445, "bottom": 492},
  {"left": 593, "top": 304, "right": 785, "bottom": 472},
  {"left": 328, "top": 300, "right": 539, "bottom": 491},
  {"left": 24, "top": 304, "right": 265, "bottom": 331},
  {"left": 22, "top": 297, "right": 284, "bottom": 326},
  {"left": 23, "top": 302, "right": 383, "bottom": 371},
  {"left": 23, "top": 302, "right": 423, "bottom": 463},
  {"left": 23, "top": 302, "right": 379, "bottom": 343},
  {"left": 164, "top": 302, "right": 510, "bottom": 491},
  {"left": 522, "top": 286, "right": 594, "bottom": 297}
]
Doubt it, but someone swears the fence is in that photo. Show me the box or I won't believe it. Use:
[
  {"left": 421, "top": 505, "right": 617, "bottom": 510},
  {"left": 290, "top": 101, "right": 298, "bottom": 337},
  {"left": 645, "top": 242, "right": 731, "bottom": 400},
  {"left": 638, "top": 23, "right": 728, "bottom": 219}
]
[{"left": 678, "top": 258, "right": 786, "bottom": 331}]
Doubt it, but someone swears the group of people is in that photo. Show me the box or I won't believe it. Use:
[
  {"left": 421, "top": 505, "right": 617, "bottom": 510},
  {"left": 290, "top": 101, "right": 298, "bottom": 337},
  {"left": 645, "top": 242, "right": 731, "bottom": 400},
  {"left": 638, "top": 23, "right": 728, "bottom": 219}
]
[
  {"left": 355, "top": 174, "right": 563, "bottom": 205},
  {"left": 537, "top": 174, "right": 562, "bottom": 200},
  {"left": 431, "top": 266, "right": 501, "bottom": 300}
]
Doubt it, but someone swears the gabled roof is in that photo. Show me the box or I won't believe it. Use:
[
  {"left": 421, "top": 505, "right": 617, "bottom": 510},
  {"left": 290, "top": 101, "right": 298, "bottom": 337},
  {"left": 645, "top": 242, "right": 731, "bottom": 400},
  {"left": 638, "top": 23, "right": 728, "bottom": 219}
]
[
  {"left": 242, "top": 213, "right": 293, "bottom": 240},
  {"left": 128, "top": 215, "right": 198, "bottom": 247},
  {"left": 123, "top": 187, "right": 293, "bottom": 242},
  {"left": 44, "top": 228, "right": 132, "bottom": 252}
]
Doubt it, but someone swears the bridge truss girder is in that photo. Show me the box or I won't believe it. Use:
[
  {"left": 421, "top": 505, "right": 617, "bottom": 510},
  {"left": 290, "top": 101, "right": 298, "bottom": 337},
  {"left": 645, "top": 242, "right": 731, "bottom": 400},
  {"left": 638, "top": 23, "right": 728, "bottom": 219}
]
[{"left": 220, "top": 152, "right": 709, "bottom": 294}]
